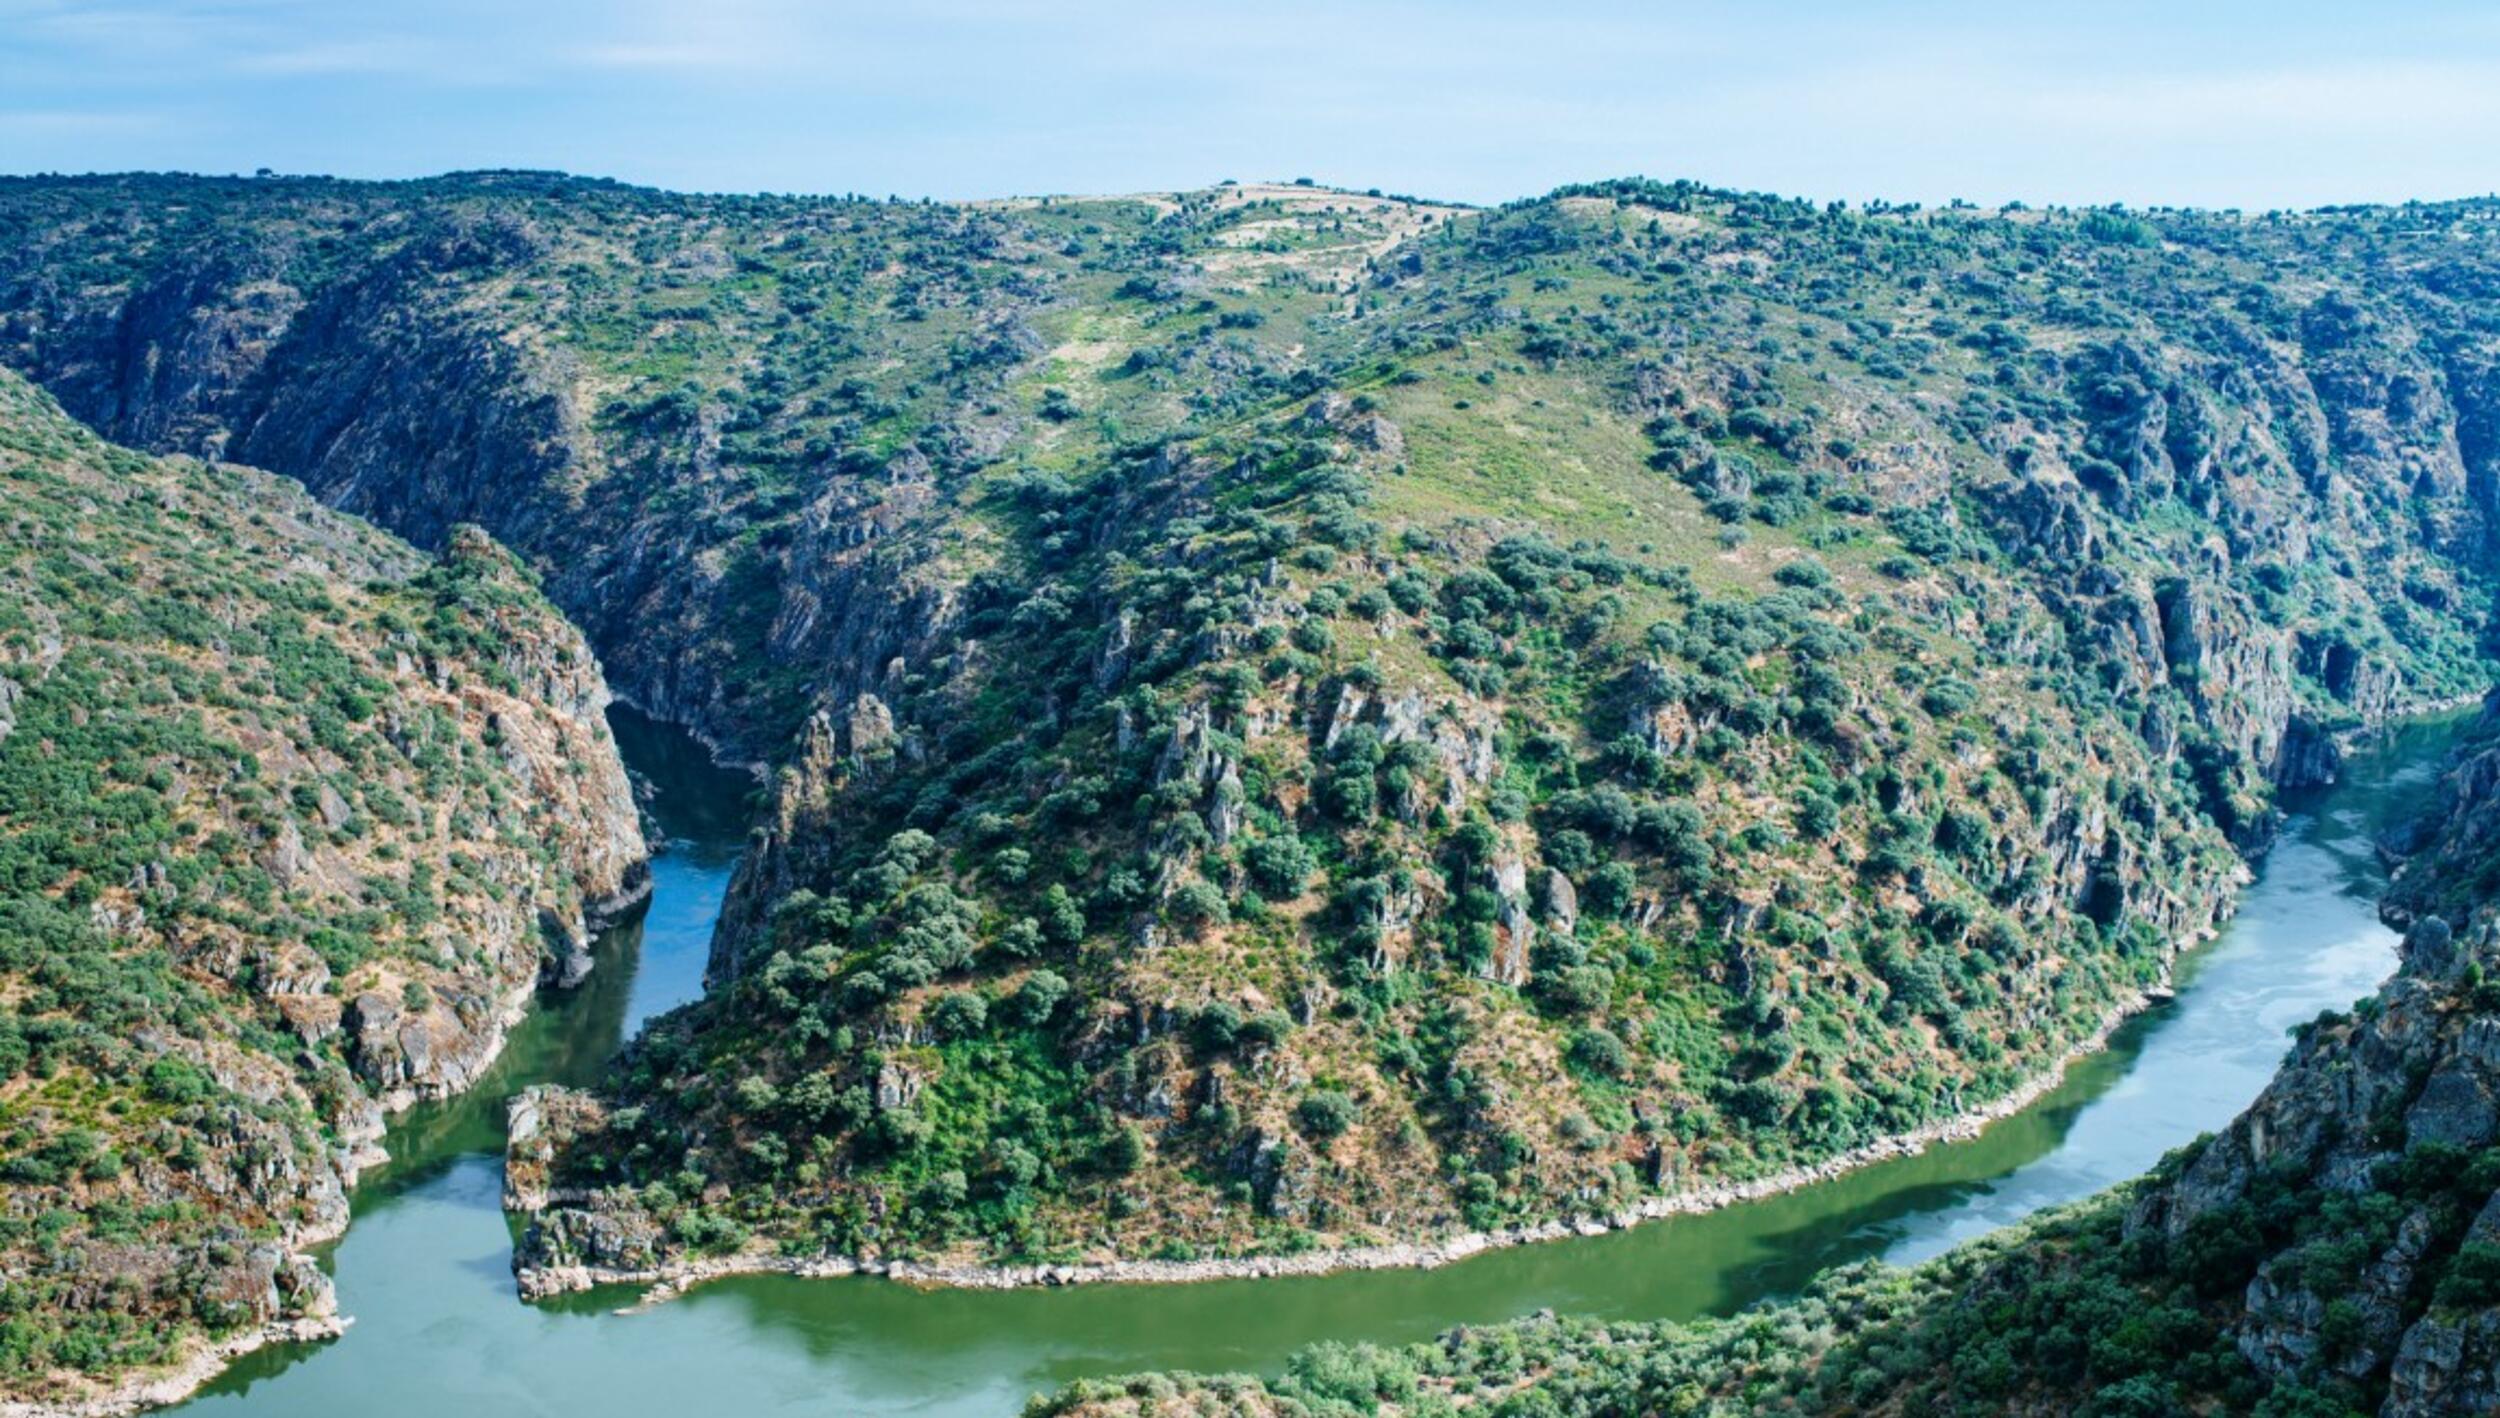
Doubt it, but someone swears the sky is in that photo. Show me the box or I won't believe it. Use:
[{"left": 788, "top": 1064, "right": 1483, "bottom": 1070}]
[{"left": 4, "top": 0, "right": 2499, "bottom": 209}]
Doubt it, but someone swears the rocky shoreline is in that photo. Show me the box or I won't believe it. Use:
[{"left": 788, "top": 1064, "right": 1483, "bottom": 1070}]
[
  {"left": 14, "top": 867, "right": 658, "bottom": 1418},
  {"left": 512, "top": 932, "right": 2217, "bottom": 1304},
  {"left": 0, "top": 1318, "right": 354, "bottom": 1418}
]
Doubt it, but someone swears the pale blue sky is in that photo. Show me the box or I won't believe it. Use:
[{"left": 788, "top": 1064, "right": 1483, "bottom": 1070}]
[{"left": 4, "top": 0, "right": 2498, "bottom": 208}]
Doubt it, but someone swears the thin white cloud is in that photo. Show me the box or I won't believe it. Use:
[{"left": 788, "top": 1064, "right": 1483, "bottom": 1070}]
[
  {"left": 0, "top": 108, "right": 169, "bottom": 135},
  {"left": 230, "top": 39, "right": 415, "bottom": 75},
  {"left": 570, "top": 41, "right": 758, "bottom": 71},
  {"left": 563, "top": 0, "right": 826, "bottom": 75}
]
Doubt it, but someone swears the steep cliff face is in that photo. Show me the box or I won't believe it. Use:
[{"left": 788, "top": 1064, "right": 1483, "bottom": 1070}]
[
  {"left": 2385, "top": 696, "right": 2500, "bottom": 930},
  {"left": 0, "top": 175, "right": 1313, "bottom": 765},
  {"left": 0, "top": 370, "right": 643, "bottom": 1406},
  {"left": 6, "top": 205, "right": 744, "bottom": 755},
  {"left": 14, "top": 179, "right": 2480, "bottom": 783},
  {"left": 2126, "top": 912, "right": 2500, "bottom": 1415}
]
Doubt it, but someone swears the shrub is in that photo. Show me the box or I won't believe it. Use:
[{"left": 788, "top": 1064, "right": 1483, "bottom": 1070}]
[
  {"left": 927, "top": 990, "right": 989, "bottom": 1040},
  {"left": 1569, "top": 1026, "right": 1632, "bottom": 1077},
  {"left": 1584, "top": 862, "right": 1638, "bottom": 919},
  {"left": 1295, "top": 1089, "right": 1359, "bottom": 1140},
  {"left": 1244, "top": 835, "right": 1317, "bottom": 898},
  {"left": 1099, "top": 1124, "right": 1148, "bottom": 1175},
  {"left": 1541, "top": 964, "right": 1614, "bottom": 1016},
  {"left": 1772, "top": 558, "right": 1831, "bottom": 589},
  {"left": 1008, "top": 970, "right": 1069, "bottom": 1026},
  {"left": 1168, "top": 879, "right": 1230, "bottom": 935}
]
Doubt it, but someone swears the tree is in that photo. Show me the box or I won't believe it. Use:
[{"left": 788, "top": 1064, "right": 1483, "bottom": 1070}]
[
  {"left": 1009, "top": 970, "right": 1069, "bottom": 1026},
  {"left": 1244, "top": 835, "right": 1318, "bottom": 898}
]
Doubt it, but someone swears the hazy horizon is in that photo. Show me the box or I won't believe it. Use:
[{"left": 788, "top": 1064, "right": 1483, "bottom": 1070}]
[{"left": 7, "top": 1, "right": 2500, "bottom": 211}]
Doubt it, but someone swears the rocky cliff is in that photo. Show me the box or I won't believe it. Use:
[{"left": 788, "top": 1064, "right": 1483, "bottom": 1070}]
[
  {"left": 2123, "top": 910, "right": 2500, "bottom": 1415},
  {"left": 2385, "top": 695, "right": 2500, "bottom": 931},
  {"left": 0, "top": 369, "right": 643, "bottom": 1408}
]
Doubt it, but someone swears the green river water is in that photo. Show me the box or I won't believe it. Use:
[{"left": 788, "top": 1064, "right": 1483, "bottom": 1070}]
[{"left": 175, "top": 711, "right": 2463, "bottom": 1416}]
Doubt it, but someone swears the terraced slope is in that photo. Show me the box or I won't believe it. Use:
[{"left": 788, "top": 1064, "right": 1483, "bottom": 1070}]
[
  {"left": 0, "top": 370, "right": 642, "bottom": 1407},
  {"left": 3, "top": 174, "right": 2499, "bottom": 1286}
]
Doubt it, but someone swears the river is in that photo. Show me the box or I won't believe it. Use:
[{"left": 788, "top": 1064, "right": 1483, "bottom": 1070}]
[{"left": 175, "top": 711, "right": 2461, "bottom": 1416}]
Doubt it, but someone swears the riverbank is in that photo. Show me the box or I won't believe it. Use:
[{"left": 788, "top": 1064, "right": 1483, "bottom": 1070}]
[
  {"left": 515, "top": 704, "right": 2489, "bottom": 1311},
  {"left": 8, "top": 894, "right": 656, "bottom": 1418},
  {"left": 0, "top": 1319, "right": 352, "bottom": 1418},
  {"left": 513, "top": 917, "right": 2222, "bottom": 1304}
]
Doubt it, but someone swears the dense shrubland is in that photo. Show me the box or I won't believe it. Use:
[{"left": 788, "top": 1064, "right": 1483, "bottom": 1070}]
[{"left": 4, "top": 175, "right": 2500, "bottom": 1289}]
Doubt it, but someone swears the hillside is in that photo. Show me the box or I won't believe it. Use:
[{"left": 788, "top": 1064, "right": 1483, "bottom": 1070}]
[
  {"left": 3, "top": 173, "right": 2499, "bottom": 1283},
  {"left": 1036, "top": 790, "right": 2500, "bottom": 1418},
  {"left": 0, "top": 368, "right": 643, "bottom": 1407}
]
